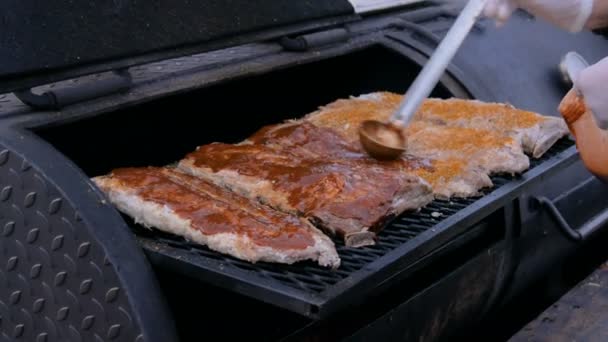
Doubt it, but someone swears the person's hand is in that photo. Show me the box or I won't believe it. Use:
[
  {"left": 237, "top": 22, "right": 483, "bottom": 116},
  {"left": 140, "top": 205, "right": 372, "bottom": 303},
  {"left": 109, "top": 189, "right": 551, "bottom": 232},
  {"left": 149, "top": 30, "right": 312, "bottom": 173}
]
[
  {"left": 483, "top": 0, "right": 595, "bottom": 32},
  {"left": 574, "top": 56, "right": 608, "bottom": 126}
]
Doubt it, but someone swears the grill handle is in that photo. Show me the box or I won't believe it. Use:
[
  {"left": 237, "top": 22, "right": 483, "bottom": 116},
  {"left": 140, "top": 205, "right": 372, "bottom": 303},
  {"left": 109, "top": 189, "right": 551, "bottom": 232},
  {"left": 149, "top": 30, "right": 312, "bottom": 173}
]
[
  {"left": 14, "top": 69, "right": 132, "bottom": 110},
  {"left": 533, "top": 196, "right": 608, "bottom": 242}
]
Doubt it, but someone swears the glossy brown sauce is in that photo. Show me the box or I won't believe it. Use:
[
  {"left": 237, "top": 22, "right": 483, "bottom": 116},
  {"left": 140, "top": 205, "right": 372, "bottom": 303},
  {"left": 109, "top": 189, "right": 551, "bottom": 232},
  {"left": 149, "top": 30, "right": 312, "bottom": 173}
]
[
  {"left": 192, "top": 143, "right": 332, "bottom": 191},
  {"left": 185, "top": 122, "right": 425, "bottom": 233},
  {"left": 111, "top": 167, "right": 315, "bottom": 250},
  {"left": 248, "top": 121, "right": 432, "bottom": 171},
  {"left": 249, "top": 121, "right": 362, "bottom": 158}
]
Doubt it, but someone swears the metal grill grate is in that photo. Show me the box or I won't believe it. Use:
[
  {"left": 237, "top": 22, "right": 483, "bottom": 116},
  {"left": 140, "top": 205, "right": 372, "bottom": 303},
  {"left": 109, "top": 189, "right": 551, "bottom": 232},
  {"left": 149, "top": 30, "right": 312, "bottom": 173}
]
[{"left": 133, "top": 138, "right": 575, "bottom": 315}]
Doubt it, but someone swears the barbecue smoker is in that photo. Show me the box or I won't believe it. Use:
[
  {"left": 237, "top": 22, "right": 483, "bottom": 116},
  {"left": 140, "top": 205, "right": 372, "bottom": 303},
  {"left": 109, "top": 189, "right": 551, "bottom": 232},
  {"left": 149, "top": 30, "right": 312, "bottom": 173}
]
[{"left": 1, "top": 1, "right": 608, "bottom": 341}]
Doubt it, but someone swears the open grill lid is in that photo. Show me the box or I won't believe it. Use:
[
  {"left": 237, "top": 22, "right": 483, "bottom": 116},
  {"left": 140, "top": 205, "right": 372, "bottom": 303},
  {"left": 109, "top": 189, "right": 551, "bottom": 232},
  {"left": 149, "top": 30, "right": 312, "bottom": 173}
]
[{"left": 0, "top": 0, "right": 366, "bottom": 95}]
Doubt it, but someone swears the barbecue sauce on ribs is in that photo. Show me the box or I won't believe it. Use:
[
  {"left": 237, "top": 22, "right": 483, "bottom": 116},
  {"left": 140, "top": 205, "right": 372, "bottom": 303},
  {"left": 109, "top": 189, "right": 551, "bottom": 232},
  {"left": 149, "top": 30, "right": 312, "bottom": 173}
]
[
  {"left": 110, "top": 167, "right": 316, "bottom": 250},
  {"left": 183, "top": 121, "right": 433, "bottom": 244}
]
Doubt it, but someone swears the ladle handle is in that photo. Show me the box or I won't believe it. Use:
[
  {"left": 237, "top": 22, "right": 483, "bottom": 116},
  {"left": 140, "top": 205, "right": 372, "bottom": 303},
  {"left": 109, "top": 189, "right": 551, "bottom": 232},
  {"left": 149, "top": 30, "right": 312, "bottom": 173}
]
[{"left": 393, "top": 0, "right": 488, "bottom": 124}]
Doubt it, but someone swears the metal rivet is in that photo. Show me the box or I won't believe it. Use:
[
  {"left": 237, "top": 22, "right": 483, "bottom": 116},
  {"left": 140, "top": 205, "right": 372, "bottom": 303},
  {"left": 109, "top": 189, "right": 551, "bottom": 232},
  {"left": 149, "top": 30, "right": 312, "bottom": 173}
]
[
  {"left": 51, "top": 235, "right": 64, "bottom": 251},
  {"left": 26, "top": 228, "right": 40, "bottom": 243},
  {"left": 107, "top": 324, "right": 121, "bottom": 339},
  {"left": 54, "top": 272, "right": 67, "bottom": 286},
  {"left": 81, "top": 315, "right": 95, "bottom": 330},
  {"left": 77, "top": 242, "right": 91, "bottom": 258},
  {"left": 0, "top": 186, "right": 12, "bottom": 201},
  {"left": 105, "top": 287, "right": 120, "bottom": 303},
  {"left": 33, "top": 298, "right": 45, "bottom": 313},
  {"left": 30, "top": 264, "right": 42, "bottom": 279},
  {"left": 6, "top": 256, "right": 18, "bottom": 271},
  {"left": 37, "top": 332, "right": 48, "bottom": 342},
  {"left": 48, "top": 198, "right": 62, "bottom": 214},
  {"left": 3, "top": 221, "right": 15, "bottom": 236},
  {"left": 56, "top": 307, "right": 69, "bottom": 321},
  {"left": 24, "top": 192, "right": 37, "bottom": 208},
  {"left": 13, "top": 324, "right": 24, "bottom": 338},
  {"left": 80, "top": 279, "right": 92, "bottom": 294},
  {"left": 9, "top": 291, "right": 21, "bottom": 304}
]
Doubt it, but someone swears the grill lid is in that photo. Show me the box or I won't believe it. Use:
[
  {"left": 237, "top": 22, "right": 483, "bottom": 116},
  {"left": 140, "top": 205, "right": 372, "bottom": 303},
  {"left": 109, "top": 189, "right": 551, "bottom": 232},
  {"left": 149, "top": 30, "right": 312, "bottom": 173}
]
[{"left": 0, "top": 0, "right": 357, "bottom": 95}]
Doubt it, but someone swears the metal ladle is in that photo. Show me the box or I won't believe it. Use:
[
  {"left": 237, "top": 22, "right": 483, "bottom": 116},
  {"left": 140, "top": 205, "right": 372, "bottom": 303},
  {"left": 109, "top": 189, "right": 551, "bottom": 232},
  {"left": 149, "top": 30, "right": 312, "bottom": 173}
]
[{"left": 359, "top": 0, "right": 488, "bottom": 160}]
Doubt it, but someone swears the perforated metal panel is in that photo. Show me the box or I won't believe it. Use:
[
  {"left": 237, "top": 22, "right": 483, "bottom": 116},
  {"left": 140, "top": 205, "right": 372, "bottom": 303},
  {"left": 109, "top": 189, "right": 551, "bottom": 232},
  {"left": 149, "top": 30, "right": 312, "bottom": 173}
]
[{"left": 0, "top": 130, "right": 177, "bottom": 341}]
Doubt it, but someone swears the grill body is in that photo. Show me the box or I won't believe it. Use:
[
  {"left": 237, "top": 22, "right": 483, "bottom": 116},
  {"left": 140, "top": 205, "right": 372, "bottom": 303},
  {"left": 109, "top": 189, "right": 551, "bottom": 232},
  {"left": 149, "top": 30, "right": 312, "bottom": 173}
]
[{"left": 0, "top": 3, "right": 607, "bottom": 341}]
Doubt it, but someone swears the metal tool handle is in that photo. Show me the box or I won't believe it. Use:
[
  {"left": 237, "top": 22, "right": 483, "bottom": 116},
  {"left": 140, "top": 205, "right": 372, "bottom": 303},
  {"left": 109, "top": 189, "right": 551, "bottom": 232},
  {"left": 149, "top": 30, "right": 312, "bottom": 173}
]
[
  {"left": 14, "top": 70, "right": 132, "bottom": 110},
  {"left": 534, "top": 196, "right": 608, "bottom": 242},
  {"left": 393, "top": 0, "right": 488, "bottom": 124}
]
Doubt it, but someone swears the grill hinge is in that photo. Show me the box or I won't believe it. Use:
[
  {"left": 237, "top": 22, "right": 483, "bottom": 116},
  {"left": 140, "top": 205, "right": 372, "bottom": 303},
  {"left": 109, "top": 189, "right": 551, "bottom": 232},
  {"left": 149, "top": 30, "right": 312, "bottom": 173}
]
[
  {"left": 279, "top": 27, "right": 351, "bottom": 51},
  {"left": 14, "top": 69, "right": 132, "bottom": 111}
]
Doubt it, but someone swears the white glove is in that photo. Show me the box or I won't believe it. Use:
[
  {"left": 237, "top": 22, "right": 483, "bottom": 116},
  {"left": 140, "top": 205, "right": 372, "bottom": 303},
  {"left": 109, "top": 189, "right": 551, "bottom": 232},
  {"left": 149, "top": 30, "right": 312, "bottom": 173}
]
[
  {"left": 483, "top": 0, "right": 595, "bottom": 32},
  {"left": 574, "top": 56, "right": 608, "bottom": 126}
]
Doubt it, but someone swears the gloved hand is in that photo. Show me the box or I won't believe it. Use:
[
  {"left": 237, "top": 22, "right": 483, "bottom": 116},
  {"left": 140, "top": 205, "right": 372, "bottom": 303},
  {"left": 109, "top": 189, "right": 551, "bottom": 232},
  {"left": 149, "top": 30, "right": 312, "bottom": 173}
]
[
  {"left": 483, "top": 0, "right": 595, "bottom": 32},
  {"left": 574, "top": 56, "right": 608, "bottom": 126}
]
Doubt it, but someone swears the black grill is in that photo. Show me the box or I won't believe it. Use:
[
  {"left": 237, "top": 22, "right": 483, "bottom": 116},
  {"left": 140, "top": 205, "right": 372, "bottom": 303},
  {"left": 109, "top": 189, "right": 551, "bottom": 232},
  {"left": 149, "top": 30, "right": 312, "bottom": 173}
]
[{"left": 133, "top": 138, "right": 575, "bottom": 318}]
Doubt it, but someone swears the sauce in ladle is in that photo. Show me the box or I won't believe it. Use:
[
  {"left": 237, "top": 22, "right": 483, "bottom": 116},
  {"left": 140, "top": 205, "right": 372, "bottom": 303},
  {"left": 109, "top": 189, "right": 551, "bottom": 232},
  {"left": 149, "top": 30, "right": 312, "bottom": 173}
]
[{"left": 358, "top": 120, "right": 407, "bottom": 160}]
